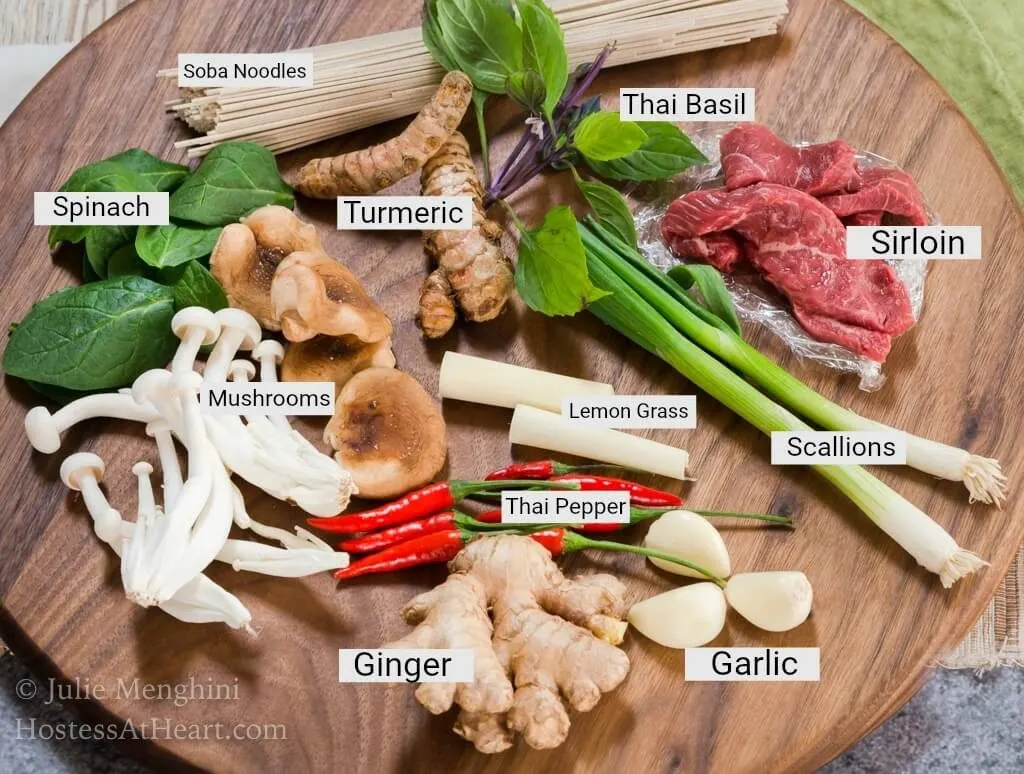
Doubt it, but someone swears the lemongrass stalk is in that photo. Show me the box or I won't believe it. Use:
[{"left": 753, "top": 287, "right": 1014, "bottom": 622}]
[
  {"left": 584, "top": 241, "right": 985, "bottom": 587},
  {"left": 584, "top": 220, "right": 1006, "bottom": 505}
]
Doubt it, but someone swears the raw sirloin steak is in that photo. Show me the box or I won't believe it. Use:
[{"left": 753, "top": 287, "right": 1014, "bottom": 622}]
[
  {"left": 721, "top": 124, "right": 861, "bottom": 195},
  {"left": 661, "top": 183, "right": 915, "bottom": 361},
  {"left": 819, "top": 167, "right": 928, "bottom": 226}
]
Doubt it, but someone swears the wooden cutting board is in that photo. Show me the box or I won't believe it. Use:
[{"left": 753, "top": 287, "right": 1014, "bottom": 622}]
[{"left": 0, "top": 1, "right": 1021, "bottom": 772}]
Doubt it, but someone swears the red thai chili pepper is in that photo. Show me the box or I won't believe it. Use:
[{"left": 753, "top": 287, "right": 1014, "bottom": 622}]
[
  {"left": 484, "top": 460, "right": 617, "bottom": 481},
  {"left": 334, "top": 524, "right": 728, "bottom": 585},
  {"left": 339, "top": 511, "right": 512, "bottom": 553},
  {"left": 334, "top": 529, "right": 469, "bottom": 580},
  {"left": 550, "top": 474, "right": 683, "bottom": 507},
  {"left": 307, "top": 478, "right": 580, "bottom": 534}
]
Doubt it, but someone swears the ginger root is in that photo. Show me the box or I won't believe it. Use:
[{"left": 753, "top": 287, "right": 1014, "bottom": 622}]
[
  {"left": 294, "top": 71, "right": 473, "bottom": 198},
  {"left": 386, "top": 535, "right": 630, "bottom": 753},
  {"left": 418, "top": 132, "right": 514, "bottom": 337}
]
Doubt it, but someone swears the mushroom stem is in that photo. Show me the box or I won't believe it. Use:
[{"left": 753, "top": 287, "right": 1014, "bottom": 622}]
[
  {"left": 252, "top": 340, "right": 290, "bottom": 432},
  {"left": 25, "top": 395, "right": 158, "bottom": 453},
  {"left": 59, "top": 453, "right": 251, "bottom": 630},
  {"left": 133, "top": 461, "right": 156, "bottom": 517},
  {"left": 204, "top": 309, "right": 262, "bottom": 383},
  {"left": 170, "top": 307, "right": 221, "bottom": 374},
  {"left": 147, "top": 421, "right": 183, "bottom": 509}
]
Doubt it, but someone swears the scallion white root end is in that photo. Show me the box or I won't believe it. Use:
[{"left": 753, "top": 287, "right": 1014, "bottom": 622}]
[
  {"left": 939, "top": 549, "right": 989, "bottom": 589},
  {"left": 962, "top": 456, "right": 1007, "bottom": 507}
]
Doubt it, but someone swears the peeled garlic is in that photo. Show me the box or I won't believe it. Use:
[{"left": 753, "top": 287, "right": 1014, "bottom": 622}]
[
  {"left": 627, "top": 583, "right": 727, "bottom": 648},
  {"left": 644, "top": 509, "right": 731, "bottom": 578},
  {"left": 725, "top": 571, "right": 813, "bottom": 632}
]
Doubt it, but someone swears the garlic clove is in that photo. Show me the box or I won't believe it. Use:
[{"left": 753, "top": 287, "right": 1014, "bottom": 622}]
[
  {"left": 724, "top": 571, "right": 813, "bottom": 632},
  {"left": 627, "top": 582, "right": 727, "bottom": 648},
  {"left": 644, "top": 510, "right": 731, "bottom": 578}
]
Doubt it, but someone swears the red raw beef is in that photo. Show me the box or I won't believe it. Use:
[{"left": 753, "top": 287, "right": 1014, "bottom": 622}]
[
  {"left": 819, "top": 167, "right": 928, "bottom": 225},
  {"left": 791, "top": 306, "right": 893, "bottom": 361},
  {"left": 721, "top": 124, "right": 861, "bottom": 195},
  {"left": 843, "top": 211, "right": 884, "bottom": 227},
  {"left": 662, "top": 232, "right": 742, "bottom": 271},
  {"left": 661, "top": 183, "right": 915, "bottom": 360}
]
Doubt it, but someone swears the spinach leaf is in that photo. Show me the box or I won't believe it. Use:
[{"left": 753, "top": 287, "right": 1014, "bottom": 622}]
[
  {"left": 48, "top": 160, "right": 154, "bottom": 250},
  {"left": 3, "top": 276, "right": 178, "bottom": 390},
  {"left": 27, "top": 381, "right": 99, "bottom": 406},
  {"left": 505, "top": 70, "right": 547, "bottom": 114},
  {"left": 84, "top": 225, "right": 135, "bottom": 279},
  {"left": 585, "top": 122, "right": 708, "bottom": 181},
  {"left": 576, "top": 177, "right": 637, "bottom": 249},
  {"left": 517, "top": 0, "right": 567, "bottom": 117},
  {"left": 106, "top": 244, "right": 149, "bottom": 278},
  {"left": 573, "top": 112, "right": 647, "bottom": 162},
  {"left": 107, "top": 149, "right": 189, "bottom": 192},
  {"left": 436, "top": 0, "right": 523, "bottom": 94},
  {"left": 136, "top": 223, "right": 222, "bottom": 268},
  {"left": 515, "top": 205, "right": 609, "bottom": 316},
  {"left": 168, "top": 260, "right": 228, "bottom": 311},
  {"left": 169, "top": 142, "right": 293, "bottom": 226},
  {"left": 668, "top": 264, "right": 743, "bottom": 337}
]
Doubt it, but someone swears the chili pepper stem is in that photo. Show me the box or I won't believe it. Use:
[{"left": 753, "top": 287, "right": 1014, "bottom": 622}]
[
  {"left": 561, "top": 531, "right": 727, "bottom": 587},
  {"left": 693, "top": 509, "right": 793, "bottom": 526}
]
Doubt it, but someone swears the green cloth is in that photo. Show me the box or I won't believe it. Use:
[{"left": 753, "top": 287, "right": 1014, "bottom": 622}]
[{"left": 845, "top": 0, "right": 1024, "bottom": 206}]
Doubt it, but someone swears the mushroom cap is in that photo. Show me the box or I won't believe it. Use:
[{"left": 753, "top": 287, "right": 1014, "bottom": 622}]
[
  {"left": 132, "top": 461, "right": 154, "bottom": 477},
  {"left": 252, "top": 339, "right": 285, "bottom": 365},
  {"left": 171, "top": 307, "right": 220, "bottom": 345},
  {"left": 210, "top": 207, "right": 325, "bottom": 331},
  {"left": 214, "top": 308, "right": 262, "bottom": 350},
  {"left": 210, "top": 223, "right": 279, "bottom": 330},
  {"left": 24, "top": 406, "right": 60, "bottom": 454},
  {"left": 325, "top": 367, "right": 447, "bottom": 499},
  {"left": 270, "top": 251, "right": 393, "bottom": 344},
  {"left": 242, "top": 205, "right": 323, "bottom": 254},
  {"left": 60, "top": 452, "right": 105, "bottom": 490},
  {"left": 228, "top": 359, "right": 257, "bottom": 382},
  {"left": 281, "top": 335, "right": 395, "bottom": 394},
  {"left": 131, "top": 368, "right": 175, "bottom": 406}
]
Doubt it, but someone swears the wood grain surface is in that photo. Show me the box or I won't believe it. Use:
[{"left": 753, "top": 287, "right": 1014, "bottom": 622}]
[{"left": 0, "top": 1, "right": 1022, "bottom": 773}]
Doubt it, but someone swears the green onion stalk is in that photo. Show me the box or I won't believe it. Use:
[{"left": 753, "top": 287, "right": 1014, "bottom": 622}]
[
  {"left": 583, "top": 219, "right": 1006, "bottom": 507},
  {"left": 581, "top": 223, "right": 986, "bottom": 587}
]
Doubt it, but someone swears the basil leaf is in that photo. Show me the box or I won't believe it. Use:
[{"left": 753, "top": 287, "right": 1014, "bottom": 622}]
[
  {"left": 48, "top": 160, "right": 154, "bottom": 250},
  {"left": 107, "top": 149, "right": 189, "bottom": 192},
  {"left": 505, "top": 70, "right": 546, "bottom": 114},
  {"left": 436, "top": 0, "right": 523, "bottom": 94},
  {"left": 668, "top": 264, "right": 743, "bottom": 337},
  {"left": 422, "top": 0, "right": 459, "bottom": 71},
  {"left": 586, "top": 122, "right": 707, "bottom": 181},
  {"left": 169, "top": 141, "right": 293, "bottom": 226},
  {"left": 517, "top": 0, "right": 567, "bottom": 117},
  {"left": 515, "top": 205, "right": 609, "bottom": 315},
  {"left": 168, "top": 260, "right": 228, "bottom": 311},
  {"left": 136, "top": 223, "right": 222, "bottom": 268},
  {"left": 84, "top": 225, "right": 135, "bottom": 279},
  {"left": 576, "top": 178, "right": 637, "bottom": 249},
  {"left": 573, "top": 112, "right": 647, "bottom": 162},
  {"left": 3, "top": 276, "right": 178, "bottom": 390}
]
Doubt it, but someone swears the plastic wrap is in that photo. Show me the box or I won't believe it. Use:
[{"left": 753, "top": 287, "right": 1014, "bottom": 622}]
[{"left": 634, "top": 126, "right": 932, "bottom": 391}]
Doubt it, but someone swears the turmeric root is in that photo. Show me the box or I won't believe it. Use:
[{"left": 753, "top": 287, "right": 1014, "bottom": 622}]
[
  {"left": 386, "top": 535, "right": 630, "bottom": 753},
  {"left": 417, "top": 268, "right": 457, "bottom": 338},
  {"left": 418, "top": 132, "right": 514, "bottom": 335},
  {"left": 294, "top": 71, "right": 473, "bottom": 198}
]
